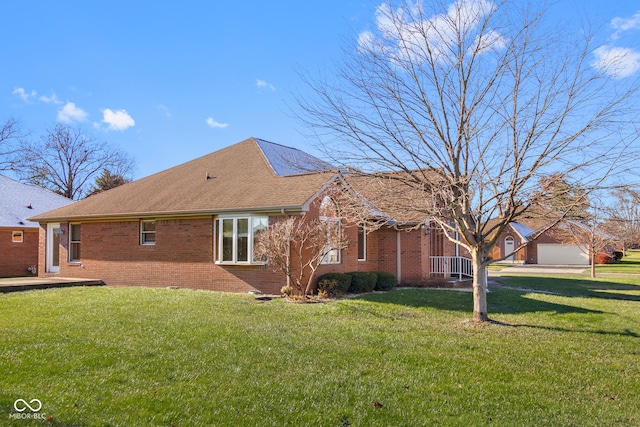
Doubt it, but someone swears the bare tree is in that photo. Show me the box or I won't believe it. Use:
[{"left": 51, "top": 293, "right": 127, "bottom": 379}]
[
  {"left": 254, "top": 216, "right": 348, "bottom": 297},
  {"left": 13, "top": 124, "right": 135, "bottom": 200},
  {"left": 604, "top": 187, "right": 640, "bottom": 254},
  {"left": 298, "top": 0, "right": 639, "bottom": 321},
  {"left": 0, "top": 118, "right": 23, "bottom": 171}
]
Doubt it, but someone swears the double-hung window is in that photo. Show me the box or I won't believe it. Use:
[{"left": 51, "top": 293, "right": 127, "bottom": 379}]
[
  {"left": 215, "top": 216, "right": 268, "bottom": 264},
  {"left": 141, "top": 220, "right": 156, "bottom": 245},
  {"left": 69, "top": 224, "right": 81, "bottom": 261}
]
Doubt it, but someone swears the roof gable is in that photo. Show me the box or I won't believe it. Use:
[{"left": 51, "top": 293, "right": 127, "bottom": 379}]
[
  {"left": 30, "top": 138, "right": 337, "bottom": 221},
  {"left": 0, "top": 174, "right": 73, "bottom": 228}
]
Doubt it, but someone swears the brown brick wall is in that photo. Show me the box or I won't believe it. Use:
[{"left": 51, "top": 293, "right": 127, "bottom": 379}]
[
  {"left": 489, "top": 231, "right": 528, "bottom": 263},
  {"left": 36, "top": 197, "right": 455, "bottom": 292},
  {"left": 39, "top": 218, "right": 288, "bottom": 294},
  {"left": 0, "top": 228, "right": 39, "bottom": 276}
]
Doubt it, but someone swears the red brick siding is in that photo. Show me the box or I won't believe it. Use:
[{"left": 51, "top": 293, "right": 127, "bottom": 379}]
[
  {"left": 0, "top": 228, "right": 39, "bottom": 276},
  {"left": 39, "top": 218, "right": 287, "bottom": 294},
  {"left": 36, "top": 194, "right": 457, "bottom": 292},
  {"left": 489, "top": 231, "right": 527, "bottom": 262}
]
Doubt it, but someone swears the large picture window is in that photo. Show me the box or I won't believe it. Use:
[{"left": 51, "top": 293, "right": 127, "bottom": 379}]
[
  {"left": 216, "top": 216, "right": 268, "bottom": 264},
  {"left": 69, "top": 224, "right": 81, "bottom": 261}
]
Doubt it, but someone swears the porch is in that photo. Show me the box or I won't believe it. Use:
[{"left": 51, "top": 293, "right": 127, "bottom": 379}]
[
  {"left": 0, "top": 277, "right": 104, "bottom": 293},
  {"left": 430, "top": 256, "right": 474, "bottom": 280}
]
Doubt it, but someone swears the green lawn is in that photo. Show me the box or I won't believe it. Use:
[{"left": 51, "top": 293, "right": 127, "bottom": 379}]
[
  {"left": 596, "top": 249, "right": 640, "bottom": 274},
  {"left": 1, "top": 277, "right": 639, "bottom": 426}
]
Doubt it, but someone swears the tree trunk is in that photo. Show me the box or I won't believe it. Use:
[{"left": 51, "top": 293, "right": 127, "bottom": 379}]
[
  {"left": 590, "top": 251, "right": 596, "bottom": 279},
  {"left": 471, "top": 249, "right": 489, "bottom": 322}
]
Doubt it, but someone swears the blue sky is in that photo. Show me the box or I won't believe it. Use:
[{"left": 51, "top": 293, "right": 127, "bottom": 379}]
[{"left": 1, "top": 0, "right": 639, "bottom": 179}]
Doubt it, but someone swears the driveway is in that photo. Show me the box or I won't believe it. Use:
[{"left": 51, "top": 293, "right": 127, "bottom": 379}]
[{"left": 491, "top": 264, "right": 588, "bottom": 276}]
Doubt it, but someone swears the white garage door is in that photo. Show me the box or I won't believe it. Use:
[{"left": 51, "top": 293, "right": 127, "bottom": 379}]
[{"left": 537, "top": 244, "right": 590, "bottom": 265}]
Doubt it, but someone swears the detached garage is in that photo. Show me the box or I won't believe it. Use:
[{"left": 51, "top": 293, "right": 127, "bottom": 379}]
[{"left": 537, "top": 243, "right": 590, "bottom": 265}]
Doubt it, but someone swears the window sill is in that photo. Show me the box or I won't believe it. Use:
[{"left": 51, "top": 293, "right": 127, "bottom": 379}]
[{"left": 215, "top": 261, "right": 267, "bottom": 266}]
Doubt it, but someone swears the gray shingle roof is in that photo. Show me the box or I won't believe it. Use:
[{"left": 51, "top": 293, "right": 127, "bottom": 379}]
[{"left": 0, "top": 174, "right": 73, "bottom": 228}]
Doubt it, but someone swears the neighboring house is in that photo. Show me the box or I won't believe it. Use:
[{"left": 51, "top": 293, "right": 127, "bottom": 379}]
[
  {"left": 29, "top": 137, "right": 460, "bottom": 293},
  {"left": 490, "top": 217, "right": 592, "bottom": 265},
  {"left": 0, "top": 174, "right": 73, "bottom": 276}
]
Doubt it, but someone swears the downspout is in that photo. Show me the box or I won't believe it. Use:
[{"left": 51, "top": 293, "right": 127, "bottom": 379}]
[
  {"left": 396, "top": 230, "right": 402, "bottom": 285},
  {"left": 455, "top": 230, "right": 461, "bottom": 281},
  {"left": 286, "top": 228, "right": 291, "bottom": 288}
]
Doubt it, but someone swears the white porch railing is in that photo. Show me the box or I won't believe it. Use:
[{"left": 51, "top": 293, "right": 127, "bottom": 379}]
[{"left": 430, "top": 256, "right": 473, "bottom": 280}]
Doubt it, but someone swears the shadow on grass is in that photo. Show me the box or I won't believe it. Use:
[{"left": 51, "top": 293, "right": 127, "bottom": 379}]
[
  {"left": 494, "top": 275, "right": 640, "bottom": 302},
  {"left": 354, "top": 289, "right": 640, "bottom": 339},
  {"left": 489, "top": 319, "right": 640, "bottom": 338},
  {"left": 354, "top": 287, "right": 605, "bottom": 317}
]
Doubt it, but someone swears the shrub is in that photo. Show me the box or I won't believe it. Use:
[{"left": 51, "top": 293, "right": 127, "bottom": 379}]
[
  {"left": 280, "top": 285, "right": 292, "bottom": 296},
  {"left": 613, "top": 251, "right": 623, "bottom": 262},
  {"left": 348, "top": 272, "right": 377, "bottom": 293},
  {"left": 374, "top": 271, "right": 396, "bottom": 291},
  {"left": 316, "top": 273, "right": 351, "bottom": 297},
  {"left": 595, "top": 253, "right": 615, "bottom": 264},
  {"left": 316, "top": 279, "right": 339, "bottom": 298}
]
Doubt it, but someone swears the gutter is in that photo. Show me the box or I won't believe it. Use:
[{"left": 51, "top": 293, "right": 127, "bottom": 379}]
[{"left": 28, "top": 205, "right": 307, "bottom": 223}]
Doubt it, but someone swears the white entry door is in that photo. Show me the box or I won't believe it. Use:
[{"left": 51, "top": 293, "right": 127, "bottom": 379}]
[
  {"left": 504, "top": 236, "right": 515, "bottom": 261},
  {"left": 46, "top": 223, "right": 61, "bottom": 273}
]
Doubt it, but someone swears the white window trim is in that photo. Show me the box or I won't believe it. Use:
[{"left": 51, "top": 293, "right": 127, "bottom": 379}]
[
  {"left": 140, "top": 220, "right": 156, "bottom": 246},
  {"left": 12, "top": 230, "right": 23, "bottom": 243},
  {"left": 69, "top": 223, "right": 81, "bottom": 262},
  {"left": 215, "top": 215, "right": 268, "bottom": 265}
]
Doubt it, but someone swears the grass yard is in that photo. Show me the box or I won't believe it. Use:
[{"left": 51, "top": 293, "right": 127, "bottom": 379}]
[
  {"left": 1, "top": 276, "right": 639, "bottom": 426},
  {"left": 596, "top": 249, "right": 640, "bottom": 274}
]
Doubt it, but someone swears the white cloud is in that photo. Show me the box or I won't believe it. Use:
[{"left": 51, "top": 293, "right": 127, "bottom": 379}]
[
  {"left": 206, "top": 117, "right": 229, "bottom": 129},
  {"left": 157, "top": 104, "right": 172, "bottom": 118},
  {"left": 365, "top": 0, "right": 502, "bottom": 64},
  {"left": 256, "top": 79, "right": 276, "bottom": 91},
  {"left": 592, "top": 45, "right": 640, "bottom": 78},
  {"left": 13, "top": 87, "right": 37, "bottom": 103},
  {"left": 611, "top": 11, "right": 640, "bottom": 40},
  {"left": 57, "top": 102, "right": 88, "bottom": 123},
  {"left": 39, "top": 93, "right": 63, "bottom": 105},
  {"left": 102, "top": 109, "right": 135, "bottom": 131}
]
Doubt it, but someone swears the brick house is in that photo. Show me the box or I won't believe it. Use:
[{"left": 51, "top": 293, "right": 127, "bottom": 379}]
[
  {"left": 30, "top": 138, "right": 458, "bottom": 293},
  {"left": 489, "top": 218, "right": 591, "bottom": 265},
  {"left": 0, "top": 174, "right": 73, "bottom": 277}
]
